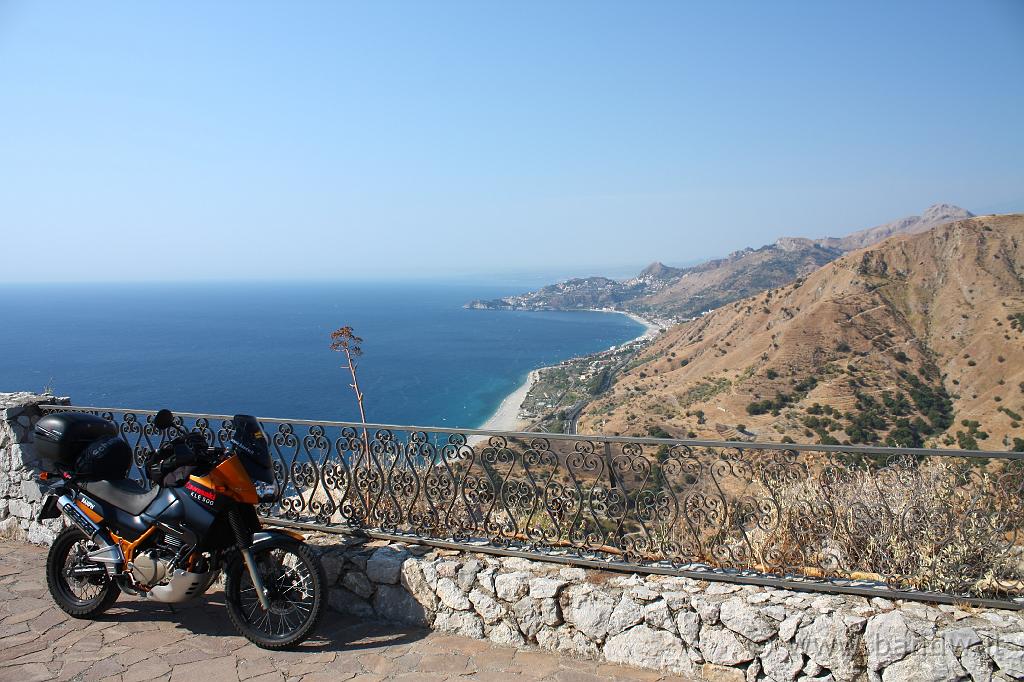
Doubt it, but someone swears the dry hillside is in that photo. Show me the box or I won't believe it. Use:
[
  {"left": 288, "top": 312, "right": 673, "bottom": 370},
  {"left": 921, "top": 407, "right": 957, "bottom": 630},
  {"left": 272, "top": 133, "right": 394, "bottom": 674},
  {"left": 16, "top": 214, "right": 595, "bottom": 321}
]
[{"left": 579, "top": 214, "right": 1024, "bottom": 451}]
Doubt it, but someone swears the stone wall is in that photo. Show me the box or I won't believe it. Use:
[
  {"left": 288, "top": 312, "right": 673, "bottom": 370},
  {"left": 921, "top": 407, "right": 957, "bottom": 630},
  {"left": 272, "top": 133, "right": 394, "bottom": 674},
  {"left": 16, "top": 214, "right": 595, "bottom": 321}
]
[
  {"left": 2, "top": 391, "right": 1023, "bottom": 681},
  {"left": 0, "top": 392, "right": 68, "bottom": 543},
  {"left": 313, "top": 538, "right": 1024, "bottom": 682}
]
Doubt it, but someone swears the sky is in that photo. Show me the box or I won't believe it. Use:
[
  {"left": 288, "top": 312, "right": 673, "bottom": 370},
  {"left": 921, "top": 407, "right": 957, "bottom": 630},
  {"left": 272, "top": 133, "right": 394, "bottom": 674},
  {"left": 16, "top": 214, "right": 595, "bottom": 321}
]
[{"left": 1, "top": 1, "right": 1022, "bottom": 283}]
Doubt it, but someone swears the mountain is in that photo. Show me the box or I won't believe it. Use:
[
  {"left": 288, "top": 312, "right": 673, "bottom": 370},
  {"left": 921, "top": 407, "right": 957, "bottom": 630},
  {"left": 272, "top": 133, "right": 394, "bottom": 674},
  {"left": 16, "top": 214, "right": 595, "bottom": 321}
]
[
  {"left": 466, "top": 204, "right": 973, "bottom": 320},
  {"left": 464, "top": 265, "right": 685, "bottom": 312},
  {"left": 577, "top": 213, "right": 1024, "bottom": 451},
  {"left": 629, "top": 240, "right": 842, "bottom": 319},
  {"left": 816, "top": 203, "right": 974, "bottom": 251}
]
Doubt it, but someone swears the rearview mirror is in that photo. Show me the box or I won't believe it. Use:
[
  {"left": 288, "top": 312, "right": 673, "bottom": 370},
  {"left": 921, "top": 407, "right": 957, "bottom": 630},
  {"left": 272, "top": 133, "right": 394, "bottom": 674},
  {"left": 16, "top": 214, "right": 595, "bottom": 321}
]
[{"left": 154, "top": 409, "right": 175, "bottom": 430}]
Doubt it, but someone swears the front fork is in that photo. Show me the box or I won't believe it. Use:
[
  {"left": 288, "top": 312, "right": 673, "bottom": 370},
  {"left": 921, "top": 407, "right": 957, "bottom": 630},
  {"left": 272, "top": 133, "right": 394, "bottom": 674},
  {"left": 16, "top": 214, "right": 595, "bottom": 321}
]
[
  {"left": 229, "top": 508, "right": 271, "bottom": 610},
  {"left": 239, "top": 547, "right": 272, "bottom": 610}
]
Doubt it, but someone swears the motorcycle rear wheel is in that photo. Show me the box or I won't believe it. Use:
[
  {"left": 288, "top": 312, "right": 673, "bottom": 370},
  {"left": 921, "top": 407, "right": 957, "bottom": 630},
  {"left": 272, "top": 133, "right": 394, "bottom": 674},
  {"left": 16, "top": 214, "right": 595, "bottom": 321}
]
[
  {"left": 224, "top": 535, "right": 326, "bottom": 649},
  {"left": 46, "top": 526, "right": 121, "bottom": 618}
]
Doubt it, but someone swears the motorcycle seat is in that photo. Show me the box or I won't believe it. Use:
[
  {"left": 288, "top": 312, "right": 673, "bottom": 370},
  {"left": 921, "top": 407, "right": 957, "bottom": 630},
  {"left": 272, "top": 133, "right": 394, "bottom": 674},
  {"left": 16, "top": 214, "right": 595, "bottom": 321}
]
[{"left": 81, "top": 479, "right": 160, "bottom": 516}]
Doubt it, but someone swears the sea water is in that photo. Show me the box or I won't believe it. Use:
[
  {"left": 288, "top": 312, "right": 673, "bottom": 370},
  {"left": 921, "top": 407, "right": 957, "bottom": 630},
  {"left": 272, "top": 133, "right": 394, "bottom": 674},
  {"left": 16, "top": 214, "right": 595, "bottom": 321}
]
[{"left": 0, "top": 281, "right": 642, "bottom": 428}]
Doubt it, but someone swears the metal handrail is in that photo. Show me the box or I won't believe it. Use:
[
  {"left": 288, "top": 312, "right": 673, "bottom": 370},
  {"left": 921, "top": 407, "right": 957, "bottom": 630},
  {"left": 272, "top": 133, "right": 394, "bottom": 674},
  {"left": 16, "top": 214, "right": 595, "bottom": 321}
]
[
  {"left": 39, "top": 403, "right": 1021, "bottom": 460},
  {"left": 40, "top": 404, "right": 1024, "bottom": 609}
]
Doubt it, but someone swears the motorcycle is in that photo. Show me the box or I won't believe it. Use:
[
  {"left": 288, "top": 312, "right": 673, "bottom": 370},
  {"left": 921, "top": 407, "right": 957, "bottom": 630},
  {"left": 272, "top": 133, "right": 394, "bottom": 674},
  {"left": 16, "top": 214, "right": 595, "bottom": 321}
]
[{"left": 32, "top": 408, "right": 326, "bottom": 649}]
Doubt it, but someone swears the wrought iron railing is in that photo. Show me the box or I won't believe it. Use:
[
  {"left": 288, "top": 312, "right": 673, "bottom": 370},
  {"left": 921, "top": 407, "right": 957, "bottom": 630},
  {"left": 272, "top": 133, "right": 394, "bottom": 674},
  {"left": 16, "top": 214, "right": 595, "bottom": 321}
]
[{"left": 41, "top": 405, "right": 1024, "bottom": 609}]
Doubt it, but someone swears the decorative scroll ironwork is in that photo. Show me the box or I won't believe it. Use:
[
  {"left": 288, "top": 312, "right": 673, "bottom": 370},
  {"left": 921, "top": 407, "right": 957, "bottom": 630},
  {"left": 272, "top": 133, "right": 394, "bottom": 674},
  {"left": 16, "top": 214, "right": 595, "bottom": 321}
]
[{"left": 41, "top": 405, "right": 1024, "bottom": 608}]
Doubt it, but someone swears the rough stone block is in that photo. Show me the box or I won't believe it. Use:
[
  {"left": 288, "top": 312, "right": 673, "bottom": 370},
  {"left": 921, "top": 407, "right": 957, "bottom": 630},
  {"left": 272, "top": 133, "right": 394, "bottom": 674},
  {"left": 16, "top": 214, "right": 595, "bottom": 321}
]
[
  {"left": 365, "top": 545, "right": 409, "bottom": 584},
  {"left": 512, "top": 596, "right": 544, "bottom": 639},
  {"left": 488, "top": 619, "right": 526, "bottom": 648},
  {"left": 432, "top": 609, "right": 483, "bottom": 638},
  {"left": 720, "top": 597, "right": 778, "bottom": 643},
  {"left": 456, "top": 559, "right": 481, "bottom": 591},
  {"left": 436, "top": 577, "right": 471, "bottom": 611},
  {"left": 987, "top": 644, "right": 1024, "bottom": 680},
  {"left": 9, "top": 498, "right": 33, "bottom": 520},
  {"left": 700, "top": 625, "right": 756, "bottom": 666},
  {"left": 607, "top": 593, "right": 644, "bottom": 637},
  {"left": 562, "top": 584, "right": 615, "bottom": 641},
  {"left": 865, "top": 610, "right": 921, "bottom": 670},
  {"left": 604, "top": 624, "right": 688, "bottom": 673},
  {"left": 373, "top": 584, "right": 429, "bottom": 626},
  {"left": 644, "top": 598, "right": 676, "bottom": 633},
  {"left": 26, "top": 523, "right": 56, "bottom": 545},
  {"left": 469, "top": 589, "right": 503, "bottom": 624},
  {"left": 20, "top": 478, "right": 43, "bottom": 503},
  {"left": 341, "top": 570, "right": 375, "bottom": 599},
  {"left": 882, "top": 642, "right": 968, "bottom": 682},
  {"left": 494, "top": 571, "right": 530, "bottom": 602},
  {"left": 400, "top": 557, "right": 438, "bottom": 611},
  {"left": 528, "top": 577, "right": 567, "bottom": 599},
  {"left": 760, "top": 641, "right": 804, "bottom": 681}
]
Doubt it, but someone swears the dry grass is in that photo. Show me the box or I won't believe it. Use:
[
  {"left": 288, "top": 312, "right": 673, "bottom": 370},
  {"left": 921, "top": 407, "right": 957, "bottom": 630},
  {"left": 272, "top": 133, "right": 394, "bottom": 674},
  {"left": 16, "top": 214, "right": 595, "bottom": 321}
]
[{"left": 748, "top": 458, "right": 1024, "bottom": 596}]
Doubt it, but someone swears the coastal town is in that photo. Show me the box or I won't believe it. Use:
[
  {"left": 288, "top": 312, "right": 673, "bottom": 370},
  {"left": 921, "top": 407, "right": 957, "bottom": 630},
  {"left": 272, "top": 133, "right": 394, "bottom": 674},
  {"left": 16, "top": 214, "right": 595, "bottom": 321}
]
[{"left": 512, "top": 312, "right": 668, "bottom": 434}]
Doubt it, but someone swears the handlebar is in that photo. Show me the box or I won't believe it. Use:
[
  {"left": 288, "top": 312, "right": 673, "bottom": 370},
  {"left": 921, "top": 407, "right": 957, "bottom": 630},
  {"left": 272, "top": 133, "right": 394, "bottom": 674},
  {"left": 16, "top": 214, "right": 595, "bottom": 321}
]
[{"left": 146, "top": 432, "right": 224, "bottom": 483}]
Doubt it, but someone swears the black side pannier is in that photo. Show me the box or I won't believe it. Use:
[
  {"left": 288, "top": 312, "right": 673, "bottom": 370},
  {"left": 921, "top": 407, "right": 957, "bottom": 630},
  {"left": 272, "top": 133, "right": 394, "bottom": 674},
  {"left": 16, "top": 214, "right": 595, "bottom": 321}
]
[
  {"left": 75, "top": 436, "right": 132, "bottom": 481},
  {"left": 34, "top": 413, "right": 118, "bottom": 468}
]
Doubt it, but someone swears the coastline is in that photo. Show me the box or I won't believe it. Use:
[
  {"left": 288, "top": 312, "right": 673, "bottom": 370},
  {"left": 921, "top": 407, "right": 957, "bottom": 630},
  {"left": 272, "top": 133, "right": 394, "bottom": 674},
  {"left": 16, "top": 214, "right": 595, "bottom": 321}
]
[
  {"left": 474, "top": 309, "right": 663, "bottom": 433},
  {"left": 476, "top": 369, "right": 540, "bottom": 433},
  {"left": 603, "top": 308, "right": 664, "bottom": 340}
]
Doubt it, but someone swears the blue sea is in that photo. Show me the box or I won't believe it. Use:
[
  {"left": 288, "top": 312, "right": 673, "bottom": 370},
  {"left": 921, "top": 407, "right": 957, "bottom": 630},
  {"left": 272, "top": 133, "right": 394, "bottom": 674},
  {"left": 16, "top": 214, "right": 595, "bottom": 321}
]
[{"left": 0, "top": 281, "right": 642, "bottom": 428}]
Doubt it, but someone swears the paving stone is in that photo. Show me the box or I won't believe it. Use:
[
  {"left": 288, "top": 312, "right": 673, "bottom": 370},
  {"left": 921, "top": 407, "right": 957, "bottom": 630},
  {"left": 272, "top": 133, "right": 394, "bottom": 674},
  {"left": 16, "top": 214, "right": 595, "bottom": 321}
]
[
  {"left": 122, "top": 659, "right": 173, "bottom": 682},
  {"left": 170, "top": 655, "right": 239, "bottom": 682},
  {"left": 0, "top": 540, "right": 697, "bottom": 682}
]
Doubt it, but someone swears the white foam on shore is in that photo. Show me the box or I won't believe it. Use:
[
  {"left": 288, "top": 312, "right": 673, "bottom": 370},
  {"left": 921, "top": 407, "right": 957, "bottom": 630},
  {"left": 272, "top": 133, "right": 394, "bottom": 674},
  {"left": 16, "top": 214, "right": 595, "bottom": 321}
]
[
  {"left": 616, "top": 310, "right": 663, "bottom": 339},
  {"left": 476, "top": 369, "right": 539, "bottom": 433},
  {"left": 473, "top": 309, "right": 663, "bottom": 435}
]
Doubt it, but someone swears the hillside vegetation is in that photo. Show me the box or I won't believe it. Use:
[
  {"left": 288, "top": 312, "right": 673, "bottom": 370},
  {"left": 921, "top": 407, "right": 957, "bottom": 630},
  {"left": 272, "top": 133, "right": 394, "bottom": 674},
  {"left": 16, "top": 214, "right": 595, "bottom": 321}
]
[{"left": 578, "top": 214, "right": 1024, "bottom": 451}]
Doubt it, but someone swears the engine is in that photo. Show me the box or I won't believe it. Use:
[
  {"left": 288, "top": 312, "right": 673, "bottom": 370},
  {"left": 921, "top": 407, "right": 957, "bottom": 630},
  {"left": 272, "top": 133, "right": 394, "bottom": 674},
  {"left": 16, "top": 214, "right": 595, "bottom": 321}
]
[
  {"left": 130, "top": 531, "right": 187, "bottom": 587},
  {"left": 130, "top": 549, "right": 173, "bottom": 586}
]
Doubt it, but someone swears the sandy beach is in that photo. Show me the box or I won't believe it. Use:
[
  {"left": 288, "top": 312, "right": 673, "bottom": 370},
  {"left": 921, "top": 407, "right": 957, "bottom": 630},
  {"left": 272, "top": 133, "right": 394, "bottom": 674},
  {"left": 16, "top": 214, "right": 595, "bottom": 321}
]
[
  {"left": 477, "top": 369, "right": 539, "bottom": 433},
  {"left": 474, "top": 309, "right": 663, "bottom": 434},
  {"left": 618, "top": 310, "right": 664, "bottom": 339}
]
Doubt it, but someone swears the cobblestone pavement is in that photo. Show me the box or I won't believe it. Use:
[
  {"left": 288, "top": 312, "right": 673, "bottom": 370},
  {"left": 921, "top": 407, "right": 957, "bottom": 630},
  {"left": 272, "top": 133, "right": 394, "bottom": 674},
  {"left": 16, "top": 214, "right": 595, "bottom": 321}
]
[{"left": 0, "top": 542, "right": 693, "bottom": 682}]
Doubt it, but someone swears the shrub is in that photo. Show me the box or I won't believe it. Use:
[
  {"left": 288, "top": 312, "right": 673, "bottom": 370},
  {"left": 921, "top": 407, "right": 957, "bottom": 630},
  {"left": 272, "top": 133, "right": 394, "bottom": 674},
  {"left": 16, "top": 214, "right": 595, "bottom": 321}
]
[
  {"left": 1001, "top": 406, "right": 1024, "bottom": 421},
  {"left": 647, "top": 425, "right": 672, "bottom": 439}
]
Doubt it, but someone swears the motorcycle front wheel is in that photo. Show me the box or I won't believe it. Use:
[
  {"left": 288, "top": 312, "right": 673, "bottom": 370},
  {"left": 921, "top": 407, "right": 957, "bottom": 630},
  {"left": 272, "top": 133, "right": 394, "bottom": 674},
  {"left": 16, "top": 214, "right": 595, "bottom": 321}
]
[{"left": 224, "top": 535, "right": 326, "bottom": 649}]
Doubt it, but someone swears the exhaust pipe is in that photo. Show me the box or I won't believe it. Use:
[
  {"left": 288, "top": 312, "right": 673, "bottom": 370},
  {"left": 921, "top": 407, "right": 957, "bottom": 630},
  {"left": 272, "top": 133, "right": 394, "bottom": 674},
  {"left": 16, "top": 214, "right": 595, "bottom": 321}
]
[{"left": 57, "top": 493, "right": 123, "bottom": 573}]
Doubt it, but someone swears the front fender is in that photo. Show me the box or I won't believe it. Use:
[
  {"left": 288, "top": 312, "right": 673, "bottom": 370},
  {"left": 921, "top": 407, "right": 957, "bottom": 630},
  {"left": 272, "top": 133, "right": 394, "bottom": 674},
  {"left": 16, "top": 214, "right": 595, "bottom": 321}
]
[{"left": 250, "top": 528, "right": 306, "bottom": 550}]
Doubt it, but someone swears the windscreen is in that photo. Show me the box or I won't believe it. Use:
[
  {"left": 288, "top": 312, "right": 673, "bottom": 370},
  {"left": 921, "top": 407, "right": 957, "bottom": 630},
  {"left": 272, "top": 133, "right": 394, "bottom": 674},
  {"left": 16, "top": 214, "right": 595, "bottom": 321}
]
[{"left": 230, "top": 414, "right": 274, "bottom": 483}]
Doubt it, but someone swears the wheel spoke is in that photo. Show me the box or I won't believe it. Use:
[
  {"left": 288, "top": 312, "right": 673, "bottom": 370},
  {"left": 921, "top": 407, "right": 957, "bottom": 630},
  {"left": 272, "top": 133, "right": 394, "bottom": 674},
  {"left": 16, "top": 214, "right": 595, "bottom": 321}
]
[
  {"left": 236, "top": 546, "right": 317, "bottom": 640},
  {"left": 59, "top": 538, "right": 107, "bottom": 606}
]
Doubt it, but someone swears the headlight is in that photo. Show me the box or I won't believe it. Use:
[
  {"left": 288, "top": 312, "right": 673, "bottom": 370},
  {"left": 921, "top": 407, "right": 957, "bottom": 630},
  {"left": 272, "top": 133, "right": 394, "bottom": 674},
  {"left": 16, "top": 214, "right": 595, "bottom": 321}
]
[{"left": 254, "top": 480, "right": 280, "bottom": 502}]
